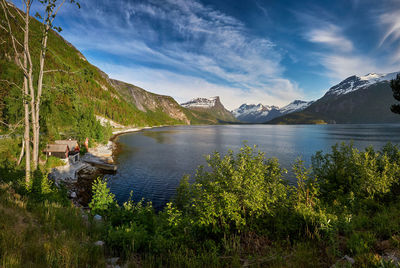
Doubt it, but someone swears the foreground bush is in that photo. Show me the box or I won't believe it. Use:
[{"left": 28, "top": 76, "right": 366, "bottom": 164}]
[
  {"left": 173, "top": 144, "right": 289, "bottom": 235},
  {"left": 312, "top": 143, "right": 400, "bottom": 212},
  {"left": 2, "top": 142, "right": 400, "bottom": 267}
]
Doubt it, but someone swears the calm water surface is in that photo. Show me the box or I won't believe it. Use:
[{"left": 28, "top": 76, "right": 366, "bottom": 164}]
[{"left": 108, "top": 124, "right": 400, "bottom": 208}]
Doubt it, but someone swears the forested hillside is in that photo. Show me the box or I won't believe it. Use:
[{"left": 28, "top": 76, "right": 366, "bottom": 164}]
[{"left": 0, "top": 3, "right": 225, "bottom": 145}]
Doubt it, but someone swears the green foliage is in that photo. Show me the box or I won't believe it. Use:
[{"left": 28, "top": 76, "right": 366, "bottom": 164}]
[
  {"left": 45, "top": 156, "right": 66, "bottom": 169},
  {"left": 89, "top": 178, "right": 116, "bottom": 215},
  {"left": 0, "top": 5, "right": 190, "bottom": 147},
  {"left": 0, "top": 181, "right": 105, "bottom": 267},
  {"left": 174, "top": 144, "right": 288, "bottom": 234},
  {"left": 291, "top": 159, "right": 336, "bottom": 238},
  {"left": 312, "top": 143, "right": 399, "bottom": 212},
  {"left": 2, "top": 142, "right": 400, "bottom": 266}
]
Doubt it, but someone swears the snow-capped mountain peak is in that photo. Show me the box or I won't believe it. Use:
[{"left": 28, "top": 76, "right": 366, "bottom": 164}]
[
  {"left": 232, "top": 103, "right": 272, "bottom": 118},
  {"left": 232, "top": 100, "right": 313, "bottom": 123},
  {"left": 181, "top": 97, "right": 219, "bottom": 108},
  {"left": 326, "top": 71, "right": 400, "bottom": 96},
  {"left": 279, "top": 100, "right": 314, "bottom": 114}
]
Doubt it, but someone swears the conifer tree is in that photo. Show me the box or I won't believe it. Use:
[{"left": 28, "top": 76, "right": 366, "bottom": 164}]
[{"left": 390, "top": 74, "right": 400, "bottom": 114}]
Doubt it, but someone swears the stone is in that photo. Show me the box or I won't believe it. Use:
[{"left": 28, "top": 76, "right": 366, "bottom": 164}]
[
  {"left": 94, "top": 214, "right": 102, "bottom": 221},
  {"left": 107, "top": 257, "right": 119, "bottom": 265},
  {"left": 331, "top": 255, "right": 355, "bottom": 268},
  {"left": 94, "top": 240, "right": 104, "bottom": 246},
  {"left": 70, "top": 191, "right": 77, "bottom": 198},
  {"left": 343, "top": 255, "right": 355, "bottom": 265}
]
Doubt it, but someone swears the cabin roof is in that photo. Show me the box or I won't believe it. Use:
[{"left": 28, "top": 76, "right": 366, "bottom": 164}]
[
  {"left": 55, "top": 140, "right": 79, "bottom": 149},
  {"left": 43, "top": 144, "right": 69, "bottom": 153}
]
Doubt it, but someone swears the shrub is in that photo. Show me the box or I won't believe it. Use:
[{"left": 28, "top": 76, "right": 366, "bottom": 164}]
[
  {"left": 45, "top": 156, "right": 66, "bottom": 169},
  {"left": 89, "top": 178, "right": 116, "bottom": 215},
  {"left": 312, "top": 143, "right": 399, "bottom": 211},
  {"left": 292, "top": 159, "right": 336, "bottom": 238},
  {"left": 173, "top": 144, "right": 289, "bottom": 235}
]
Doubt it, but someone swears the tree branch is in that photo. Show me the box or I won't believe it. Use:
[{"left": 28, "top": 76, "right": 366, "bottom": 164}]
[
  {"left": 43, "top": 69, "right": 81, "bottom": 74},
  {"left": 50, "top": 0, "right": 66, "bottom": 24},
  {"left": 0, "top": 0, "right": 25, "bottom": 67},
  {"left": 17, "top": 136, "right": 24, "bottom": 166},
  {"left": 0, "top": 79, "right": 23, "bottom": 91}
]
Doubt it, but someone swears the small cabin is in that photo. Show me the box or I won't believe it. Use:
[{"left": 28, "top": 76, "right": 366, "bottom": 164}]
[
  {"left": 43, "top": 144, "right": 69, "bottom": 159},
  {"left": 55, "top": 140, "right": 79, "bottom": 153}
]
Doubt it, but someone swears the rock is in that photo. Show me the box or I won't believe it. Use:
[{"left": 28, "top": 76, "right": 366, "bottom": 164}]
[
  {"left": 107, "top": 257, "right": 119, "bottom": 265},
  {"left": 343, "top": 255, "right": 355, "bottom": 265},
  {"left": 70, "top": 191, "right": 77, "bottom": 198},
  {"left": 94, "top": 240, "right": 104, "bottom": 246},
  {"left": 94, "top": 214, "right": 102, "bottom": 221},
  {"left": 382, "top": 251, "right": 400, "bottom": 265},
  {"left": 331, "top": 255, "right": 355, "bottom": 267}
]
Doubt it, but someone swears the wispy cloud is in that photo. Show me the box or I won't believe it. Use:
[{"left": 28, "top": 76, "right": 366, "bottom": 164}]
[
  {"left": 299, "top": 10, "right": 399, "bottom": 82},
  {"left": 52, "top": 0, "right": 303, "bottom": 108},
  {"left": 99, "top": 63, "right": 301, "bottom": 110},
  {"left": 379, "top": 10, "right": 400, "bottom": 47},
  {"left": 305, "top": 24, "right": 353, "bottom": 52}
]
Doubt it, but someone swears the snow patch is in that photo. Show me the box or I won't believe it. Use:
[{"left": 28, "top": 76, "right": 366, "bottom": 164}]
[
  {"left": 181, "top": 97, "right": 218, "bottom": 108},
  {"left": 279, "top": 100, "right": 314, "bottom": 114},
  {"left": 327, "top": 71, "right": 400, "bottom": 96}
]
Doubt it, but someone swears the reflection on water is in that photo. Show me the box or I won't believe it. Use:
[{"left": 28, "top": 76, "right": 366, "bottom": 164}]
[
  {"left": 141, "top": 130, "right": 178, "bottom": 144},
  {"left": 108, "top": 124, "right": 400, "bottom": 209}
]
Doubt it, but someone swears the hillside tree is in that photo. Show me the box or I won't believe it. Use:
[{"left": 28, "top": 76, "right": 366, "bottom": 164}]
[
  {"left": 390, "top": 74, "right": 400, "bottom": 114},
  {"left": 0, "top": 0, "right": 79, "bottom": 185}
]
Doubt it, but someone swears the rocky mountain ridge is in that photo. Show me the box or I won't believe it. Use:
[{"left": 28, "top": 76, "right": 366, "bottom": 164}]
[
  {"left": 232, "top": 100, "right": 313, "bottom": 123},
  {"left": 180, "top": 97, "right": 237, "bottom": 123},
  {"left": 269, "top": 71, "right": 400, "bottom": 124}
]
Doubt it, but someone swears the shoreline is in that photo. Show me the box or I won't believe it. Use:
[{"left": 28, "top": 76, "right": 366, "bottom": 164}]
[{"left": 54, "top": 125, "right": 177, "bottom": 207}]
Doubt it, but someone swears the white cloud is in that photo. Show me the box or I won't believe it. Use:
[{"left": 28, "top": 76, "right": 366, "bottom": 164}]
[
  {"left": 379, "top": 10, "right": 400, "bottom": 47},
  {"left": 300, "top": 13, "right": 399, "bottom": 81},
  {"left": 99, "top": 63, "right": 302, "bottom": 110},
  {"left": 53, "top": 0, "right": 303, "bottom": 108},
  {"left": 306, "top": 24, "right": 353, "bottom": 52}
]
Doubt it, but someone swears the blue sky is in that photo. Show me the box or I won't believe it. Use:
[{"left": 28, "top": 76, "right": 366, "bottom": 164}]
[{"left": 19, "top": 0, "right": 400, "bottom": 109}]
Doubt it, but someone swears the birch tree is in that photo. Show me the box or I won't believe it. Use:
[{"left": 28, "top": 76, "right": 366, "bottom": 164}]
[
  {"left": 0, "top": 0, "right": 79, "bottom": 185},
  {"left": 0, "top": 0, "right": 32, "bottom": 185},
  {"left": 32, "top": 0, "right": 80, "bottom": 169}
]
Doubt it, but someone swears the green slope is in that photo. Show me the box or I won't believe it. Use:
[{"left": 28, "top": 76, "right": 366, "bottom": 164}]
[{"left": 0, "top": 4, "right": 229, "bottom": 141}]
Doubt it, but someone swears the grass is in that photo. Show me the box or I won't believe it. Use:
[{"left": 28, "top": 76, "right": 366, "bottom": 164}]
[{"left": 0, "top": 182, "right": 106, "bottom": 267}]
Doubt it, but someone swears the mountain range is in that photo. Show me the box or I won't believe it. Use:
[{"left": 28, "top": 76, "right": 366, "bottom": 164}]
[
  {"left": 229, "top": 72, "right": 400, "bottom": 124},
  {"left": 1, "top": 2, "right": 399, "bottom": 137},
  {"left": 232, "top": 100, "right": 313, "bottom": 123},
  {"left": 268, "top": 72, "right": 400, "bottom": 124}
]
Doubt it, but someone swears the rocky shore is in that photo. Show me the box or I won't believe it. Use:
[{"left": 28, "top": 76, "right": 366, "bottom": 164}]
[{"left": 48, "top": 126, "right": 159, "bottom": 207}]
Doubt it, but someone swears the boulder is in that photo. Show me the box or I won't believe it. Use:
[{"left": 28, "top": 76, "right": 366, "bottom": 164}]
[
  {"left": 94, "top": 240, "right": 104, "bottom": 246},
  {"left": 70, "top": 191, "right": 77, "bottom": 198}
]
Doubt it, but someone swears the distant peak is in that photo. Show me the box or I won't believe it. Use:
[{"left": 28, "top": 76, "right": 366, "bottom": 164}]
[
  {"left": 326, "top": 71, "right": 400, "bottom": 96},
  {"left": 181, "top": 96, "right": 220, "bottom": 108},
  {"left": 359, "top": 73, "right": 384, "bottom": 81}
]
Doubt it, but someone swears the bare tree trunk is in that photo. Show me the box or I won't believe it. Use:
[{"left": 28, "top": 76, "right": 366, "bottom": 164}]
[
  {"left": 17, "top": 137, "right": 24, "bottom": 166},
  {"left": 23, "top": 0, "right": 32, "bottom": 185},
  {"left": 23, "top": 81, "right": 30, "bottom": 185},
  {"left": 33, "top": 23, "right": 50, "bottom": 171}
]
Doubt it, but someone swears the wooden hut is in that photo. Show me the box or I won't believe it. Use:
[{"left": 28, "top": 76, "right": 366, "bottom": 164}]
[
  {"left": 55, "top": 140, "right": 79, "bottom": 153},
  {"left": 43, "top": 144, "right": 69, "bottom": 159}
]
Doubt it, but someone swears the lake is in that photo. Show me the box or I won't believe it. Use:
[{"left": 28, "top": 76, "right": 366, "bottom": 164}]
[{"left": 108, "top": 124, "right": 400, "bottom": 208}]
